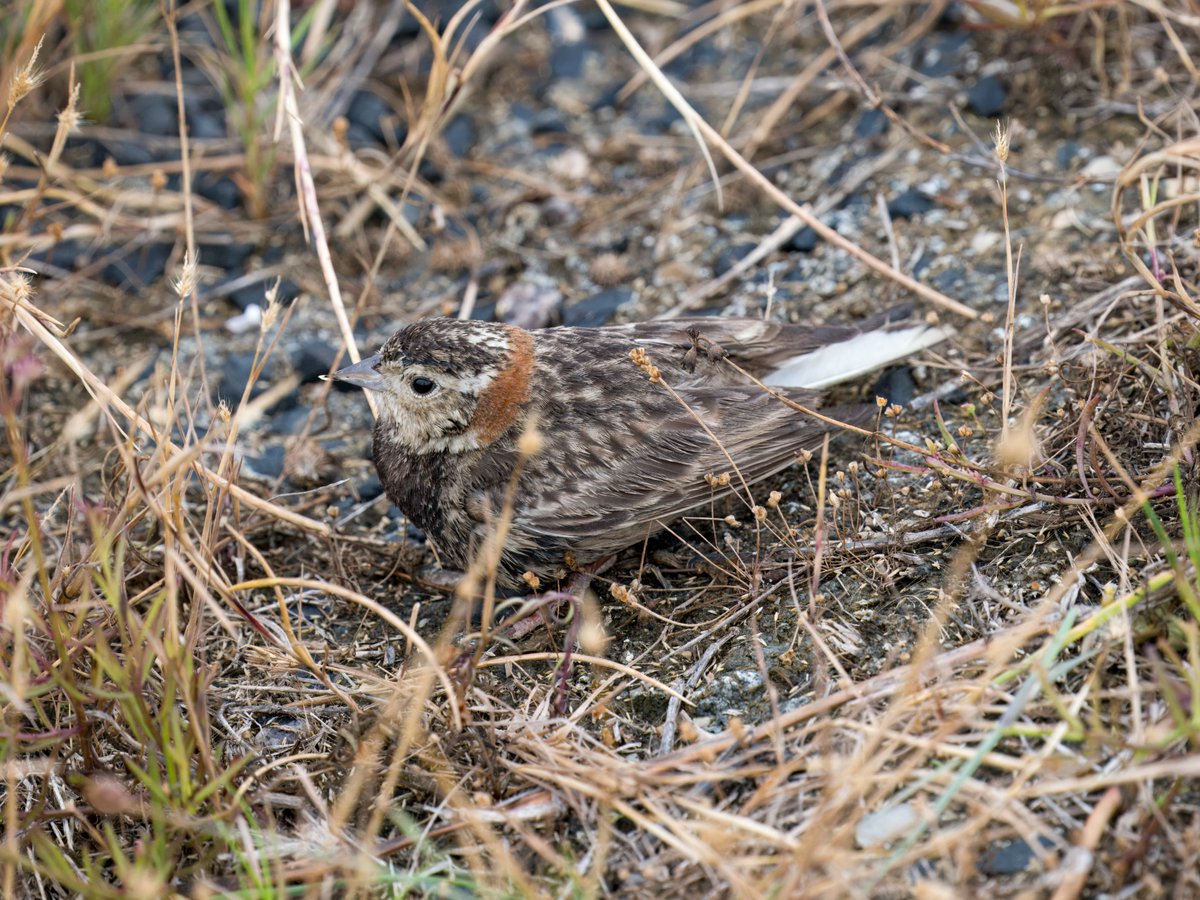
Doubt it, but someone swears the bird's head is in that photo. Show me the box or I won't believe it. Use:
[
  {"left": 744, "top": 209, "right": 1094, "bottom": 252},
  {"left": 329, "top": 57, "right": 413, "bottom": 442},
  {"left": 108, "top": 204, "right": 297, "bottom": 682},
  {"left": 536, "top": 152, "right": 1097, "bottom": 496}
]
[{"left": 333, "top": 318, "right": 535, "bottom": 453}]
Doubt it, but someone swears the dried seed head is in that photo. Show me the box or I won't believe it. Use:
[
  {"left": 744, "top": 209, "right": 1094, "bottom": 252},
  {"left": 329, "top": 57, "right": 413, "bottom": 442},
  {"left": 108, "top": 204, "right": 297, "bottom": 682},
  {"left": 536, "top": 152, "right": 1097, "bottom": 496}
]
[
  {"left": 430, "top": 239, "right": 481, "bottom": 273},
  {"left": 150, "top": 168, "right": 167, "bottom": 191},
  {"left": 517, "top": 423, "right": 544, "bottom": 457},
  {"left": 724, "top": 515, "right": 740, "bottom": 527},
  {"left": 3, "top": 270, "right": 32, "bottom": 303},
  {"left": 7, "top": 36, "right": 45, "bottom": 109},
  {"left": 992, "top": 120, "right": 1010, "bottom": 165},
  {"left": 589, "top": 252, "right": 629, "bottom": 286},
  {"left": 995, "top": 421, "right": 1040, "bottom": 472},
  {"left": 102, "top": 157, "right": 118, "bottom": 179},
  {"left": 521, "top": 570, "right": 541, "bottom": 591},
  {"left": 260, "top": 296, "right": 282, "bottom": 333},
  {"left": 171, "top": 249, "right": 198, "bottom": 301},
  {"left": 610, "top": 583, "right": 635, "bottom": 606},
  {"left": 83, "top": 775, "right": 137, "bottom": 816},
  {"left": 767, "top": 490, "right": 781, "bottom": 508},
  {"left": 332, "top": 116, "right": 349, "bottom": 147},
  {"left": 876, "top": 395, "right": 888, "bottom": 408},
  {"left": 56, "top": 84, "right": 82, "bottom": 134},
  {"left": 628, "top": 347, "right": 661, "bottom": 382}
]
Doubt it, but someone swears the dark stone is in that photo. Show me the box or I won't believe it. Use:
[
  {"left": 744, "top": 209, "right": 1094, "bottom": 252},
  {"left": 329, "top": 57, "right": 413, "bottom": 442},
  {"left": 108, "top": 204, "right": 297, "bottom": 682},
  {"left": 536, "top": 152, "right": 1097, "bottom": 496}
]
[
  {"left": 784, "top": 225, "right": 819, "bottom": 253},
  {"left": 916, "top": 32, "right": 971, "bottom": 78},
  {"left": 642, "top": 98, "right": 687, "bottom": 135},
  {"left": 442, "top": 114, "right": 476, "bottom": 157},
  {"left": 64, "top": 136, "right": 106, "bottom": 168},
  {"left": 663, "top": 41, "right": 721, "bottom": 79},
  {"left": 198, "top": 241, "right": 255, "bottom": 271},
  {"left": 227, "top": 284, "right": 267, "bottom": 311},
  {"left": 273, "top": 278, "right": 303, "bottom": 304},
  {"left": 563, "top": 287, "right": 634, "bottom": 327},
  {"left": 416, "top": 158, "right": 442, "bottom": 185},
  {"left": 268, "top": 406, "right": 313, "bottom": 437},
  {"left": 347, "top": 89, "right": 397, "bottom": 145},
  {"left": 591, "top": 81, "right": 624, "bottom": 112},
  {"left": 1056, "top": 141, "right": 1084, "bottom": 170},
  {"left": 226, "top": 277, "right": 300, "bottom": 312},
  {"left": 216, "top": 354, "right": 297, "bottom": 413},
  {"left": 855, "top": 107, "right": 889, "bottom": 139},
  {"left": 531, "top": 108, "right": 568, "bottom": 135},
  {"left": 288, "top": 599, "right": 329, "bottom": 623},
  {"left": 194, "top": 172, "right": 241, "bottom": 210},
  {"left": 967, "top": 75, "right": 1007, "bottom": 117},
  {"left": 550, "top": 44, "right": 587, "bottom": 80},
  {"left": 911, "top": 250, "right": 933, "bottom": 278},
  {"left": 130, "top": 94, "right": 178, "bottom": 137},
  {"left": 466, "top": 301, "right": 497, "bottom": 322},
  {"left": 547, "top": 5, "right": 592, "bottom": 81},
  {"left": 244, "top": 444, "right": 286, "bottom": 480},
  {"left": 357, "top": 474, "right": 384, "bottom": 500},
  {"left": 102, "top": 138, "right": 163, "bottom": 167},
  {"left": 872, "top": 367, "right": 917, "bottom": 407},
  {"left": 100, "top": 242, "right": 173, "bottom": 288},
  {"left": 714, "top": 243, "right": 756, "bottom": 278},
  {"left": 540, "top": 196, "right": 579, "bottom": 227},
  {"left": 344, "top": 124, "right": 378, "bottom": 150},
  {"left": 930, "top": 266, "right": 967, "bottom": 295},
  {"left": 293, "top": 340, "right": 338, "bottom": 385},
  {"left": 979, "top": 836, "right": 1057, "bottom": 875},
  {"left": 510, "top": 102, "right": 536, "bottom": 125},
  {"left": 185, "top": 103, "right": 226, "bottom": 139},
  {"left": 28, "top": 239, "right": 89, "bottom": 273},
  {"left": 887, "top": 188, "right": 935, "bottom": 220}
]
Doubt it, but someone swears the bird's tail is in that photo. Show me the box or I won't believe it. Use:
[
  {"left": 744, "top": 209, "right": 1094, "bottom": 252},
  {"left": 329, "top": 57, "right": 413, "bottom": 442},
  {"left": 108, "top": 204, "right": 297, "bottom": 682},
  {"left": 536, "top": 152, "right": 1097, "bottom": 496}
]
[{"left": 763, "top": 310, "right": 950, "bottom": 389}]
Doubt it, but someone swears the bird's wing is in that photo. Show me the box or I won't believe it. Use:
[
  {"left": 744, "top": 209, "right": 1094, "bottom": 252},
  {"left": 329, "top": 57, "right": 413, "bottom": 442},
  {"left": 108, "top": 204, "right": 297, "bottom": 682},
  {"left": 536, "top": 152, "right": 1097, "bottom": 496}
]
[
  {"left": 511, "top": 384, "right": 870, "bottom": 554},
  {"left": 604, "top": 308, "right": 946, "bottom": 388}
]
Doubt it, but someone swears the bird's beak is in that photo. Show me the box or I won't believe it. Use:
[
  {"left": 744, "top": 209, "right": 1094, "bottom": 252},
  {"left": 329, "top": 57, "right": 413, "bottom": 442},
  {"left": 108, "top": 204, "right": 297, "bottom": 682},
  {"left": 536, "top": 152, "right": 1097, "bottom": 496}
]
[{"left": 331, "top": 354, "right": 385, "bottom": 390}]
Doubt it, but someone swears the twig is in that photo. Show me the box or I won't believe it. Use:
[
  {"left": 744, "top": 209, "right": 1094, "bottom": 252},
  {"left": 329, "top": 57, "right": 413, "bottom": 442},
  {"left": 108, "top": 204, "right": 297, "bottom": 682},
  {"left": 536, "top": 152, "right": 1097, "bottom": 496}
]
[{"left": 274, "top": 0, "right": 378, "bottom": 419}]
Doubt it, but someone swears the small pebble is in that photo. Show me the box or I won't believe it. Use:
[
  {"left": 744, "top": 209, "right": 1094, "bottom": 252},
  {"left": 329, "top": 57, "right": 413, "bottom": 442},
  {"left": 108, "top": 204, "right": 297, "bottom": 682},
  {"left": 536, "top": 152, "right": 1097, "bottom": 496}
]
[{"left": 855, "top": 803, "right": 921, "bottom": 848}]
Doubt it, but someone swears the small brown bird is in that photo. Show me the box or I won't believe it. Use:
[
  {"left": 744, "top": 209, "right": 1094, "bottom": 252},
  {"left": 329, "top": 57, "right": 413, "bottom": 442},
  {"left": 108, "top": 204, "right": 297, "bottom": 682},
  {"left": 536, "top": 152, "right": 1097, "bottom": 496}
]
[{"left": 333, "top": 310, "right": 945, "bottom": 588}]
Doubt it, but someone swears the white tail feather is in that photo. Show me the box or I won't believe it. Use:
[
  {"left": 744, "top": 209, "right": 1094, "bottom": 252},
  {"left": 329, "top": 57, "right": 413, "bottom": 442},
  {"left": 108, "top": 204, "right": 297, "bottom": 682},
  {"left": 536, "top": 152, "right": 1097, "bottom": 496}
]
[{"left": 764, "top": 324, "right": 948, "bottom": 389}]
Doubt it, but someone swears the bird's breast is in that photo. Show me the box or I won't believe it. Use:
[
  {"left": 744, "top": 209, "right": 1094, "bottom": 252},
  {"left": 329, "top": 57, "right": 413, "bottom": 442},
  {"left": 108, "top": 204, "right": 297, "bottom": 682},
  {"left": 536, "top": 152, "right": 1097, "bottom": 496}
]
[{"left": 372, "top": 428, "right": 449, "bottom": 539}]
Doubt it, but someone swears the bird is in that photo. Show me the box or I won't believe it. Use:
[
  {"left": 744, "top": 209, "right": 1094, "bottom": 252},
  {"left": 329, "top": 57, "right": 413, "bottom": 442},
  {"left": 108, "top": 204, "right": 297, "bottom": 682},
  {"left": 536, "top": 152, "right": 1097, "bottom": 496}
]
[{"left": 332, "top": 309, "right": 947, "bottom": 590}]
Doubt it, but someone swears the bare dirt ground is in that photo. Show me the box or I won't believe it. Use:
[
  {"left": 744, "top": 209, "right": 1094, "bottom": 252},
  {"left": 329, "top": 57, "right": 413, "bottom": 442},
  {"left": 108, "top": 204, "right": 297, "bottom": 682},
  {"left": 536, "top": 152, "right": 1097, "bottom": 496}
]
[{"left": 4, "top": 1, "right": 1200, "bottom": 897}]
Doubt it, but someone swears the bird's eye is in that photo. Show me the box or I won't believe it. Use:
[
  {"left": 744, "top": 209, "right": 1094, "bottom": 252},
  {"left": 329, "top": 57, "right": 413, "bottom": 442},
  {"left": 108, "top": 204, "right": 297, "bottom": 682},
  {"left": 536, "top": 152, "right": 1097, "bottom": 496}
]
[{"left": 410, "top": 376, "right": 437, "bottom": 396}]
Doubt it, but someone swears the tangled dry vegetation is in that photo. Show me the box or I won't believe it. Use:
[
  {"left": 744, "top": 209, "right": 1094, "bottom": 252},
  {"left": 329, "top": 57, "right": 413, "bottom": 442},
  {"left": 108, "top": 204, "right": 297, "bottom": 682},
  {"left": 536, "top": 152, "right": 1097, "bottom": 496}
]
[{"left": 3, "top": 0, "right": 1200, "bottom": 896}]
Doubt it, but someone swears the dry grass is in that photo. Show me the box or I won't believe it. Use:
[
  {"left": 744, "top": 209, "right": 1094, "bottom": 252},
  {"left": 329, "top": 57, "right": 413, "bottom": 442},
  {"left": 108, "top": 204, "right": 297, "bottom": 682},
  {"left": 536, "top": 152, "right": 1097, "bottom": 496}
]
[{"left": 3, "top": 0, "right": 1200, "bottom": 896}]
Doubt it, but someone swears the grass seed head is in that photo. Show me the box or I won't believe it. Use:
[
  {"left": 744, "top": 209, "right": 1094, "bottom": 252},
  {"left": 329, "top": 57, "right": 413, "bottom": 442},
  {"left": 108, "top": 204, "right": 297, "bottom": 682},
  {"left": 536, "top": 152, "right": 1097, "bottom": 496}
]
[
  {"left": 7, "top": 35, "right": 45, "bottom": 110},
  {"left": 517, "top": 423, "right": 544, "bottom": 457},
  {"left": 589, "top": 252, "right": 630, "bottom": 286}
]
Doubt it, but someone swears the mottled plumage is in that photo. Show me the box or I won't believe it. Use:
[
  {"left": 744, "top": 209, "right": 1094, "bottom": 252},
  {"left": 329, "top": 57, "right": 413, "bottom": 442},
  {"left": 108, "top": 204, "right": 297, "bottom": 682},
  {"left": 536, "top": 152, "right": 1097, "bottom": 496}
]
[{"left": 333, "top": 311, "right": 945, "bottom": 587}]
